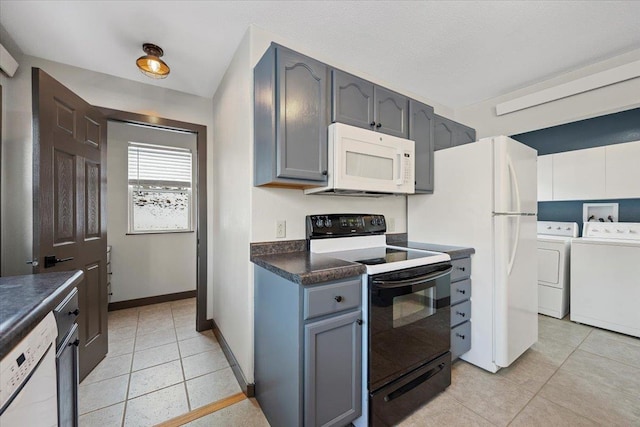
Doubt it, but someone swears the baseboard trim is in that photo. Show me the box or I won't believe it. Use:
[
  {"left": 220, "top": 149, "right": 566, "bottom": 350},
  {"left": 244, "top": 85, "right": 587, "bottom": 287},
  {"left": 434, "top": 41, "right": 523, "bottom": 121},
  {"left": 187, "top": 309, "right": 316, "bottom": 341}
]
[
  {"left": 108, "top": 290, "right": 197, "bottom": 311},
  {"left": 212, "top": 319, "right": 255, "bottom": 397}
]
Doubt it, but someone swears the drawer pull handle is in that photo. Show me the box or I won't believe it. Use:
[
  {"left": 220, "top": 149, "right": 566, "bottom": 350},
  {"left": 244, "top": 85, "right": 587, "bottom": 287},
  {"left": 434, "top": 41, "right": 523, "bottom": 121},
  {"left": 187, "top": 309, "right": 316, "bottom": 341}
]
[
  {"left": 456, "top": 289, "right": 466, "bottom": 294},
  {"left": 456, "top": 311, "right": 466, "bottom": 317},
  {"left": 70, "top": 339, "right": 80, "bottom": 347},
  {"left": 334, "top": 295, "right": 343, "bottom": 303},
  {"left": 69, "top": 308, "right": 80, "bottom": 316},
  {"left": 456, "top": 266, "right": 466, "bottom": 271},
  {"left": 456, "top": 333, "right": 466, "bottom": 339},
  {"left": 376, "top": 122, "right": 382, "bottom": 128},
  {"left": 356, "top": 319, "right": 363, "bottom": 325}
]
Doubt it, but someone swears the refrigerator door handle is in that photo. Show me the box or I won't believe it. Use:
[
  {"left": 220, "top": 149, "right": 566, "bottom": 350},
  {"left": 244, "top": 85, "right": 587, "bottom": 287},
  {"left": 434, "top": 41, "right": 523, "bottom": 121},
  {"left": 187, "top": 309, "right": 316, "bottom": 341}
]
[
  {"left": 507, "top": 155, "right": 521, "bottom": 213},
  {"left": 507, "top": 214, "right": 521, "bottom": 276}
]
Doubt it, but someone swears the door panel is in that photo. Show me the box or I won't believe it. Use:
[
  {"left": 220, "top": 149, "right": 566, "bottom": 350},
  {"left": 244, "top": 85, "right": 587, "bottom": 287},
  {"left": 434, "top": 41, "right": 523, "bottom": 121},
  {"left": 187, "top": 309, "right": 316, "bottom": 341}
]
[
  {"left": 433, "top": 115, "right": 455, "bottom": 151},
  {"left": 374, "top": 86, "right": 408, "bottom": 138},
  {"left": 409, "top": 100, "right": 435, "bottom": 193},
  {"left": 276, "top": 48, "right": 328, "bottom": 181},
  {"left": 331, "top": 69, "right": 374, "bottom": 130},
  {"left": 33, "top": 68, "right": 108, "bottom": 381},
  {"left": 493, "top": 215, "right": 538, "bottom": 367}
]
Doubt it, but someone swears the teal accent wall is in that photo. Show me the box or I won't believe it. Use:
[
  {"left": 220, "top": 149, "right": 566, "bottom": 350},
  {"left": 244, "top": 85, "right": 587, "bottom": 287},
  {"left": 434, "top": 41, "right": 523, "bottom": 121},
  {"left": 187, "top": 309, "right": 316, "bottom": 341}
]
[{"left": 511, "top": 108, "right": 640, "bottom": 235}]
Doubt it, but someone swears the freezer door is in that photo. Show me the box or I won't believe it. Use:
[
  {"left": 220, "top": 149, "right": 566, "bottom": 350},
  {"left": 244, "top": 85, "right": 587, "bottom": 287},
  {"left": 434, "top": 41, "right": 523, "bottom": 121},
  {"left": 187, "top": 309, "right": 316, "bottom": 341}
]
[
  {"left": 493, "top": 136, "right": 538, "bottom": 215},
  {"left": 494, "top": 214, "right": 538, "bottom": 367}
]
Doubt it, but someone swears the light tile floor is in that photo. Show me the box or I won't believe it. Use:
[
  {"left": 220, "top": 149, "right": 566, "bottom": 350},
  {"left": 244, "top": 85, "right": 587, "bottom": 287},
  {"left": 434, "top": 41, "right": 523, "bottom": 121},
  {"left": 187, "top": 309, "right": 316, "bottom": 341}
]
[
  {"left": 81, "top": 301, "right": 640, "bottom": 426},
  {"left": 78, "top": 298, "right": 251, "bottom": 427},
  {"left": 400, "top": 314, "right": 640, "bottom": 426}
]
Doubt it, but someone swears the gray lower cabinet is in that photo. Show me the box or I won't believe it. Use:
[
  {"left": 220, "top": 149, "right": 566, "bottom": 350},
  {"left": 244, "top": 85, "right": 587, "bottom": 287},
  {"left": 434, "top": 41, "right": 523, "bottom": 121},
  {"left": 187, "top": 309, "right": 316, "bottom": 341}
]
[
  {"left": 331, "top": 69, "right": 408, "bottom": 138},
  {"left": 255, "top": 266, "right": 362, "bottom": 427},
  {"left": 434, "top": 114, "right": 477, "bottom": 151},
  {"left": 304, "top": 311, "right": 362, "bottom": 427},
  {"left": 450, "top": 256, "right": 472, "bottom": 360},
  {"left": 409, "top": 100, "right": 435, "bottom": 193},
  {"left": 254, "top": 43, "right": 329, "bottom": 187}
]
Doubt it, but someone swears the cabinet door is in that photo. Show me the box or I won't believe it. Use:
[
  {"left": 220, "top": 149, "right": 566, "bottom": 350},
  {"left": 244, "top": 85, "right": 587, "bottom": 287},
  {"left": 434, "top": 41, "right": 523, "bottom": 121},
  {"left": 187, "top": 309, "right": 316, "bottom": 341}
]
[
  {"left": 537, "top": 155, "right": 553, "bottom": 201},
  {"left": 552, "top": 147, "right": 605, "bottom": 200},
  {"left": 57, "top": 324, "right": 79, "bottom": 427},
  {"left": 605, "top": 140, "right": 640, "bottom": 199},
  {"left": 409, "top": 100, "right": 435, "bottom": 193},
  {"left": 331, "top": 69, "right": 374, "bottom": 131},
  {"left": 276, "top": 48, "right": 328, "bottom": 181},
  {"left": 433, "top": 115, "right": 455, "bottom": 151},
  {"left": 374, "top": 86, "right": 408, "bottom": 138},
  {"left": 454, "top": 124, "right": 476, "bottom": 146},
  {"left": 305, "top": 311, "right": 362, "bottom": 427}
]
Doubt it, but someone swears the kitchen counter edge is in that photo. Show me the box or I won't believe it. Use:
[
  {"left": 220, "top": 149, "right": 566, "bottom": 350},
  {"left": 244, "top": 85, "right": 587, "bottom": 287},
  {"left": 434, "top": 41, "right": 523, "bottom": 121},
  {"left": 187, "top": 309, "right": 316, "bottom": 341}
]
[
  {"left": 250, "top": 240, "right": 365, "bottom": 285},
  {"left": 0, "top": 270, "right": 84, "bottom": 359}
]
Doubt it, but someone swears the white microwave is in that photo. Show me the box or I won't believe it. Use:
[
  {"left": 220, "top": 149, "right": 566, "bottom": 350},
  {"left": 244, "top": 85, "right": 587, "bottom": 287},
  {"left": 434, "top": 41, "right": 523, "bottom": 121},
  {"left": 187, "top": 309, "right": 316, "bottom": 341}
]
[{"left": 305, "top": 123, "right": 415, "bottom": 196}]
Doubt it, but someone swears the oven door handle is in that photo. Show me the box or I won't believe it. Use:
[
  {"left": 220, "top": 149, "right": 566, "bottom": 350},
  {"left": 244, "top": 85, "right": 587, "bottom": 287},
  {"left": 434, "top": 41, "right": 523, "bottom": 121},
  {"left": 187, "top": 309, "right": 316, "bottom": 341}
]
[{"left": 372, "top": 266, "right": 452, "bottom": 289}]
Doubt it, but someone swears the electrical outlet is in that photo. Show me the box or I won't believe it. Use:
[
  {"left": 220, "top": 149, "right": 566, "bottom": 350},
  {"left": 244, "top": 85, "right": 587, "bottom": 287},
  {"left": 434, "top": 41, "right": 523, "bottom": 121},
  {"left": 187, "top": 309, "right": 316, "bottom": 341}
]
[
  {"left": 276, "top": 220, "right": 286, "bottom": 238},
  {"left": 388, "top": 217, "right": 396, "bottom": 232}
]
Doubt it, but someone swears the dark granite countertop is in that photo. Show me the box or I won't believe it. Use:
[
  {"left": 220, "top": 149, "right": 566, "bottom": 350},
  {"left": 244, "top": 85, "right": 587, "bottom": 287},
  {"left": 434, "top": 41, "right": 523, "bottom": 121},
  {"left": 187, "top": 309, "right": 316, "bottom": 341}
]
[
  {"left": 0, "top": 270, "right": 84, "bottom": 359},
  {"left": 388, "top": 241, "right": 475, "bottom": 260},
  {"left": 251, "top": 251, "right": 365, "bottom": 285}
]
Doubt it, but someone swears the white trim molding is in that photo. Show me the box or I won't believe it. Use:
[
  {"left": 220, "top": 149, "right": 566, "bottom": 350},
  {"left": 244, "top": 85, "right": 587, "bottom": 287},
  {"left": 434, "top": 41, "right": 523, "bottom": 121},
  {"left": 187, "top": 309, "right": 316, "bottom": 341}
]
[{"left": 496, "top": 60, "right": 640, "bottom": 116}]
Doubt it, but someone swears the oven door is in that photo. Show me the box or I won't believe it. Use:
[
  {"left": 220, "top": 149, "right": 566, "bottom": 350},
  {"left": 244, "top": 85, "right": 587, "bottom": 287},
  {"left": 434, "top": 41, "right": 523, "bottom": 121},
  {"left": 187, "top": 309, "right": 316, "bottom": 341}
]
[{"left": 368, "top": 262, "right": 451, "bottom": 391}]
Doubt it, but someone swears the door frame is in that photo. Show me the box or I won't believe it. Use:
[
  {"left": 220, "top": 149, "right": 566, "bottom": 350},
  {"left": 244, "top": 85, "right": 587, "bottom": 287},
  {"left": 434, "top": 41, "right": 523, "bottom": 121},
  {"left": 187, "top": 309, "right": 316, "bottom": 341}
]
[{"left": 99, "top": 107, "right": 210, "bottom": 332}]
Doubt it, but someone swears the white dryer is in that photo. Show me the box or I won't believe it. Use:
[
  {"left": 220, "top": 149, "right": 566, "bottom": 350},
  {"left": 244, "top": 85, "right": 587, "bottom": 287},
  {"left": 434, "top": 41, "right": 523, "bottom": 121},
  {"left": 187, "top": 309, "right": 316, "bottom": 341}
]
[
  {"left": 537, "top": 221, "right": 578, "bottom": 318},
  {"left": 571, "top": 222, "right": 640, "bottom": 338}
]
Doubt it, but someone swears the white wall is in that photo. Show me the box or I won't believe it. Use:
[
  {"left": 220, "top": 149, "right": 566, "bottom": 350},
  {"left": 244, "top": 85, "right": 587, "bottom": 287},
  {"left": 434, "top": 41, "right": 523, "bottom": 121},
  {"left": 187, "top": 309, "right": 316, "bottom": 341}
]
[
  {"left": 211, "top": 30, "right": 254, "bottom": 382},
  {"left": 0, "top": 52, "right": 214, "bottom": 317},
  {"left": 107, "top": 121, "right": 197, "bottom": 302},
  {"left": 456, "top": 49, "right": 640, "bottom": 138}
]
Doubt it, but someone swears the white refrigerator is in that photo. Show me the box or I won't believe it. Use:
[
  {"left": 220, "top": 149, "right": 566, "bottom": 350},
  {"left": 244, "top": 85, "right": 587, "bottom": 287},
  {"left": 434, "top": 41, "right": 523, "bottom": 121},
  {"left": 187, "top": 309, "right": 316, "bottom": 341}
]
[{"left": 408, "top": 135, "right": 538, "bottom": 373}]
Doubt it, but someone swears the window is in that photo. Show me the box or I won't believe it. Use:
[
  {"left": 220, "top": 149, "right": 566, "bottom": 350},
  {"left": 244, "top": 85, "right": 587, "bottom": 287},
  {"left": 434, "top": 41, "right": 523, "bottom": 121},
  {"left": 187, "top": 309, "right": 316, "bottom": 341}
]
[{"left": 128, "top": 142, "right": 193, "bottom": 233}]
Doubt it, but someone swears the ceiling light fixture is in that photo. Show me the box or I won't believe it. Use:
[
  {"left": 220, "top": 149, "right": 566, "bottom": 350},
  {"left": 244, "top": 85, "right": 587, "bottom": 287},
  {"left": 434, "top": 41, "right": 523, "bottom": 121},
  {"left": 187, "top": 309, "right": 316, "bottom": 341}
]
[{"left": 136, "top": 43, "right": 170, "bottom": 79}]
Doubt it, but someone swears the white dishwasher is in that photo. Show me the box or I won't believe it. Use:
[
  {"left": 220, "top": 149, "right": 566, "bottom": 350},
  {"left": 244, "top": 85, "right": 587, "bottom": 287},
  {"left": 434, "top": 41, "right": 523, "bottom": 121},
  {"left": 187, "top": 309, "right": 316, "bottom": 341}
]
[
  {"left": 571, "top": 222, "right": 640, "bottom": 338},
  {"left": 0, "top": 312, "right": 58, "bottom": 426}
]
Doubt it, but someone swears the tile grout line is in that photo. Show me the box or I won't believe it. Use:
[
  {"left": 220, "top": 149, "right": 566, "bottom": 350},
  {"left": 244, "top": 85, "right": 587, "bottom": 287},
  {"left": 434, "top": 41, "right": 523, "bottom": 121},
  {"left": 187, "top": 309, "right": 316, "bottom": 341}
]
[
  {"left": 504, "top": 327, "right": 598, "bottom": 426},
  {"left": 120, "top": 308, "right": 141, "bottom": 427},
  {"left": 172, "top": 305, "right": 193, "bottom": 413}
]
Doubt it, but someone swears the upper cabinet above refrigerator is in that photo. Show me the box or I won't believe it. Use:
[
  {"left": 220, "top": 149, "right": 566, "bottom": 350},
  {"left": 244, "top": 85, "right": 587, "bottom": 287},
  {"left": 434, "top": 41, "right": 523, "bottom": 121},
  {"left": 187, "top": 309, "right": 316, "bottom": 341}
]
[{"left": 434, "top": 115, "right": 477, "bottom": 151}]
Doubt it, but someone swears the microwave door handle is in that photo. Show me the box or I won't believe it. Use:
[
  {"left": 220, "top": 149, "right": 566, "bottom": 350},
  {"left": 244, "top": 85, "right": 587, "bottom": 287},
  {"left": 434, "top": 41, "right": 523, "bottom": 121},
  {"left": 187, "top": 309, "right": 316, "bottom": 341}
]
[{"left": 396, "top": 152, "right": 403, "bottom": 185}]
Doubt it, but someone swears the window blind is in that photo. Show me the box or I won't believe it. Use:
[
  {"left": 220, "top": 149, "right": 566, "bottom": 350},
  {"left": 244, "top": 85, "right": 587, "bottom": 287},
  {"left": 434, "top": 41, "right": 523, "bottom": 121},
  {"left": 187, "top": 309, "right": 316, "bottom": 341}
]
[{"left": 128, "top": 142, "right": 192, "bottom": 188}]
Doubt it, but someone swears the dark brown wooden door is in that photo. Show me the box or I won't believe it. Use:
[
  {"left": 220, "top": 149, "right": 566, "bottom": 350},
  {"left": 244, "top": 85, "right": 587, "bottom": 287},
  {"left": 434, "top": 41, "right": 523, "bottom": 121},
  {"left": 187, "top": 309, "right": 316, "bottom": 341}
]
[{"left": 32, "top": 68, "right": 108, "bottom": 381}]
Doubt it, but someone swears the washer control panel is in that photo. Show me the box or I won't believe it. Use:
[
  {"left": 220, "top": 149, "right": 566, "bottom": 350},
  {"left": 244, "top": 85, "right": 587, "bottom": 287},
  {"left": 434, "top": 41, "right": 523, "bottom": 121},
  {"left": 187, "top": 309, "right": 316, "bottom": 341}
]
[
  {"left": 0, "top": 312, "right": 58, "bottom": 409},
  {"left": 583, "top": 222, "right": 640, "bottom": 240}
]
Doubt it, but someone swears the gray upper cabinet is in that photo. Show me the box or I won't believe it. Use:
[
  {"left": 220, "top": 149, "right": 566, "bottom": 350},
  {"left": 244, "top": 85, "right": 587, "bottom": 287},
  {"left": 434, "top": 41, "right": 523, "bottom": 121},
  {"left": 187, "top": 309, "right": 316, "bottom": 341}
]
[
  {"left": 455, "top": 124, "right": 476, "bottom": 146},
  {"left": 374, "top": 86, "right": 409, "bottom": 138},
  {"left": 409, "top": 100, "right": 435, "bottom": 193},
  {"left": 331, "top": 70, "right": 374, "bottom": 130},
  {"left": 332, "top": 70, "right": 408, "bottom": 138},
  {"left": 434, "top": 115, "right": 456, "bottom": 151},
  {"left": 254, "top": 43, "right": 329, "bottom": 187},
  {"left": 434, "top": 114, "right": 476, "bottom": 151}
]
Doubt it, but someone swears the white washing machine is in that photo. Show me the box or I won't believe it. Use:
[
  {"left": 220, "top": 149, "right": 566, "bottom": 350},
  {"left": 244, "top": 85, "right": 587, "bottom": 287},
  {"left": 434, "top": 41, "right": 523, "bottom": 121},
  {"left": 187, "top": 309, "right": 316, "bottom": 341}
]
[
  {"left": 571, "top": 222, "right": 640, "bottom": 338},
  {"left": 537, "top": 221, "right": 578, "bottom": 319}
]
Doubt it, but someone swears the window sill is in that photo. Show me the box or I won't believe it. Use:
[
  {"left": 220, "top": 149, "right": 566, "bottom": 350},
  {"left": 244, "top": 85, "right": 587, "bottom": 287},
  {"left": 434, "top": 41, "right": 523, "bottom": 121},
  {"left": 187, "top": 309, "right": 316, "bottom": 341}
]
[{"left": 126, "top": 230, "right": 195, "bottom": 236}]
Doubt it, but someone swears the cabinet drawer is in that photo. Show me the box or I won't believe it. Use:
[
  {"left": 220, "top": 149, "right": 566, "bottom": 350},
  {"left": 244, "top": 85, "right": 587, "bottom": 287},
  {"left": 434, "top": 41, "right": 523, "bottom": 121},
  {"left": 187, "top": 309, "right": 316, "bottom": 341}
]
[
  {"left": 450, "top": 257, "right": 471, "bottom": 282},
  {"left": 450, "top": 279, "right": 471, "bottom": 306},
  {"left": 54, "top": 287, "right": 79, "bottom": 347},
  {"left": 451, "top": 300, "right": 471, "bottom": 327},
  {"left": 304, "top": 279, "right": 361, "bottom": 320},
  {"left": 451, "top": 321, "right": 471, "bottom": 360}
]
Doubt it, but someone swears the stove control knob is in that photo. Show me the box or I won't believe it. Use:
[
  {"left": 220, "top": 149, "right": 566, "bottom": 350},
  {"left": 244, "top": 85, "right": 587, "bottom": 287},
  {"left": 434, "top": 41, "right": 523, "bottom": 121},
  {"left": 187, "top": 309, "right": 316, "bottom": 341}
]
[
  {"left": 315, "top": 219, "right": 323, "bottom": 228},
  {"left": 325, "top": 219, "right": 332, "bottom": 227},
  {"left": 370, "top": 219, "right": 376, "bottom": 225}
]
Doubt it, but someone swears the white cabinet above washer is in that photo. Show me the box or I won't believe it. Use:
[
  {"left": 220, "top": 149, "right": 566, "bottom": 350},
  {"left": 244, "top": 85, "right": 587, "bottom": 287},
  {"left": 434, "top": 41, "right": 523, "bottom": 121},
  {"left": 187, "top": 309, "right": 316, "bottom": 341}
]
[
  {"left": 605, "top": 140, "right": 640, "bottom": 199},
  {"left": 536, "top": 140, "right": 640, "bottom": 201}
]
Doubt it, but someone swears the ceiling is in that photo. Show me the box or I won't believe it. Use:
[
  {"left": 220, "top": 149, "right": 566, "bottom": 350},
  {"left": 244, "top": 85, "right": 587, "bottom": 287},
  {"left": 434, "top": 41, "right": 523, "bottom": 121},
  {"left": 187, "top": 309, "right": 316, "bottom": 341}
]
[{"left": 2, "top": 1, "right": 640, "bottom": 109}]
